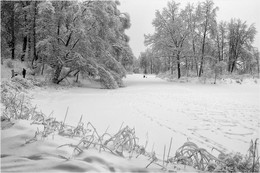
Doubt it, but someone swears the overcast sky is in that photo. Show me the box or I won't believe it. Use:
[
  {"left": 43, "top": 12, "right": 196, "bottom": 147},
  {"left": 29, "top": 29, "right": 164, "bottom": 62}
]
[{"left": 118, "top": 0, "right": 260, "bottom": 58}]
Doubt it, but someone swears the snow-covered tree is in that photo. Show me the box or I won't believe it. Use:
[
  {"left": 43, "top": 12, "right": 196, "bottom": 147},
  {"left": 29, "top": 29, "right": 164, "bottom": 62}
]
[
  {"left": 34, "top": 0, "right": 134, "bottom": 88},
  {"left": 145, "top": 1, "right": 190, "bottom": 78},
  {"left": 227, "top": 19, "right": 257, "bottom": 73}
]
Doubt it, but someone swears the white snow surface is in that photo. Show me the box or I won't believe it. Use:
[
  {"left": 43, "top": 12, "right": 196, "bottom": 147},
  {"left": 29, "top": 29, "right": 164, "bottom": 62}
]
[{"left": 31, "top": 74, "right": 260, "bottom": 157}]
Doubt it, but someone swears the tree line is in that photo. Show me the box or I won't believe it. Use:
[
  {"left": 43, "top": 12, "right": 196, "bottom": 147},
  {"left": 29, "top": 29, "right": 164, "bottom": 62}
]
[
  {"left": 1, "top": 0, "right": 134, "bottom": 88},
  {"left": 136, "top": 0, "right": 259, "bottom": 79}
]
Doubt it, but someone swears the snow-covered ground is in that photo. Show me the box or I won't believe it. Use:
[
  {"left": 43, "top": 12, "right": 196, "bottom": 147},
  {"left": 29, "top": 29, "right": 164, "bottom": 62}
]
[{"left": 31, "top": 74, "right": 260, "bottom": 157}]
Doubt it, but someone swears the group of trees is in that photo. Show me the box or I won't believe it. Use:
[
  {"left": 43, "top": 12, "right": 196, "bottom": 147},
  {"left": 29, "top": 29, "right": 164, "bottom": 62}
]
[
  {"left": 138, "top": 0, "right": 259, "bottom": 79},
  {"left": 1, "top": 0, "right": 134, "bottom": 88}
]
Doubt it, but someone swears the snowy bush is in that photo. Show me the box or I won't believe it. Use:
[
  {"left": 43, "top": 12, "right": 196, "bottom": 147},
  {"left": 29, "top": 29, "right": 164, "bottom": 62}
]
[
  {"left": 44, "top": 68, "right": 55, "bottom": 82},
  {"left": 26, "top": 76, "right": 46, "bottom": 87},
  {"left": 98, "top": 66, "right": 118, "bottom": 89},
  {"left": 11, "top": 76, "right": 34, "bottom": 89},
  {"left": 1, "top": 81, "right": 22, "bottom": 96},
  {"left": 110, "top": 70, "right": 125, "bottom": 87},
  {"left": 1, "top": 80, "right": 35, "bottom": 120},
  {"left": 173, "top": 140, "right": 259, "bottom": 172}
]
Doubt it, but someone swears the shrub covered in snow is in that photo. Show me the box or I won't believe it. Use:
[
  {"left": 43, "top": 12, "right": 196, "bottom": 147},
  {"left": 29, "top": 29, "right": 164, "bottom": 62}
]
[
  {"left": 173, "top": 140, "right": 259, "bottom": 172},
  {"left": 98, "top": 66, "right": 118, "bottom": 89},
  {"left": 1, "top": 80, "right": 36, "bottom": 121},
  {"left": 1, "top": 77, "right": 45, "bottom": 120},
  {"left": 11, "top": 76, "right": 35, "bottom": 89},
  {"left": 110, "top": 70, "right": 125, "bottom": 87}
]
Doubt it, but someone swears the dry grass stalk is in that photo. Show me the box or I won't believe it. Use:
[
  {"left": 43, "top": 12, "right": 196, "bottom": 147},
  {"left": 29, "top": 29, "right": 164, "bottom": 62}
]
[
  {"left": 48, "top": 110, "right": 54, "bottom": 118},
  {"left": 119, "top": 121, "right": 124, "bottom": 131},
  {"left": 166, "top": 137, "right": 173, "bottom": 167},
  {"left": 145, "top": 157, "right": 157, "bottom": 168},
  {"left": 63, "top": 107, "right": 69, "bottom": 126},
  {"left": 163, "top": 145, "right": 166, "bottom": 167}
]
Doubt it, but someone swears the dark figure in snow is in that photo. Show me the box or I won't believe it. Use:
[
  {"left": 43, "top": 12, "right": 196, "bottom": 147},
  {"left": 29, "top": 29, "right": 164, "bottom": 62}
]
[
  {"left": 11, "top": 70, "right": 15, "bottom": 78},
  {"left": 143, "top": 75, "right": 146, "bottom": 78},
  {"left": 22, "top": 68, "right": 26, "bottom": 78}
]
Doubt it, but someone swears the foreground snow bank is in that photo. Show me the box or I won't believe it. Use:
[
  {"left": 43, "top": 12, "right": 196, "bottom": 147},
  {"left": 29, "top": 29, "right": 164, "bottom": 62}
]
[
  {"left": 1, "top": 78, "right": 197, "bottom": 172},
  {"left": 1, "top": 119, "right": 198, "bottom": 172}
]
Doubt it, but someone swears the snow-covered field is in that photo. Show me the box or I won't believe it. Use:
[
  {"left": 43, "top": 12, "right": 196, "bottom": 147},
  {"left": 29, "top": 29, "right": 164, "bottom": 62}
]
[{"left": 31, "top": 74, "right": 260, "bottom": 157}]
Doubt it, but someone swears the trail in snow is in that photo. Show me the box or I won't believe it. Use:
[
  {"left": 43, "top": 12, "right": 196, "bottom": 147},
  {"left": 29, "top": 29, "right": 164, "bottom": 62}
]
[{"left": 31, "top": 74, "right": 260, "bottom": 156}]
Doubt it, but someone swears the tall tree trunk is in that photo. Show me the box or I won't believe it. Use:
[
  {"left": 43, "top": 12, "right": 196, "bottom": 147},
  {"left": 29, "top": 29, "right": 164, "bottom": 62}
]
[
  {"left": 11, "top": 2, "right": 15, "bottom": 60},
  {"left": 177, "top": 53, "right": 181, "bottom": 79},
  {"left": 21, "top": 36, "right": 27, "bottom": 61},
  {"left": 21, "top": 2, "right": 28, "bottom": 61},
  {"left": 199, "top": 31, "right": 207, "bottom": 77},
  {"left": 76, "top": 73, "right": 79, "bottom": 83},
  {"left": 27, "top": 33, "right": 31, "bottom": 61},
  {"left": 150, "top": 58, "right": 153, "bottom": 74},
  {"left": 227, "top": 38, "right": 233, "bottom": 72},
  {"left": 230, "top": 47, "right": 239, "bottom": 73},
  {"left": 192, "top": 40, "right": 199, "bottom": 76},
  {"left": 228, "top": 49, "right": 233, "bottom": 72},
  {"left": 41, "top": 63, "right": 44, "bottom": 75},
  {"left": 170, "top": 56, "right": 173, "bottom": 75},
  {"left": 31, "top": 1, "right": 37, "bottom": 67},
  {"left": 27, "top": 2, "right": 33, "bottom": 62},
  {"left": 190, "top": 57, "right": 193, "bottom": 71},
  {"left": 221, "top": 33, "right": 224, "bottom": 61},
  {"left": 228, "top": 61, "right": 231, "bottom": 72},
  {"left": 199, "top": 19, "right": 208, "bottom": 77},
  {"left": 57, "top": 20, "right": 60, "bottom": 43},
  {"left": 51, "top": 17, "right": 62, "bottom": 84},
  {"left": 217, "top": 34, "right": 221, "bottom": 62},
  {"left": 169, "top": 57, "right": 173, "bottom": 75},
  {"left": 231, "top": 60, "right": 236, "bottom": 73},
  {"left": 186, "top": 57, "right": 188, "bottom": 77}
]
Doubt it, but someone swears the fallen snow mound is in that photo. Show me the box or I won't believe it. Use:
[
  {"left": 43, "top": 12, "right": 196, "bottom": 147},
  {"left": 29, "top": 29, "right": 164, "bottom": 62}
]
[{"left": 1, "top": 120, "right": 197, "bottom": 172}]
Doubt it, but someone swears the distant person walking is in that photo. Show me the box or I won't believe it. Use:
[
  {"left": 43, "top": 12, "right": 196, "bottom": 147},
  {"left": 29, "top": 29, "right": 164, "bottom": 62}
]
[{"left": 22, "top": 68, "right": 26, "bottom": 78}]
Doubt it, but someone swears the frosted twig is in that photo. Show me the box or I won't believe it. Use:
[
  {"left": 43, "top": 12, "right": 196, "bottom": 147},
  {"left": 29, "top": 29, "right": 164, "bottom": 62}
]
[
  {"left": 166, "top": 137, "right": 173, "bottom": 166},
  {"left": 87, "top": 122, "right": 103, "bottom": 152},
  {"left": 48, "top": 110, "right": 54, "bottom": 118},
  {"left": 63, "top": 106, "right": 69, "bottom": 125},
  {"left": 78, "top": 114, "right": 83, "bottom": 125},
  {"left": 119, "top": 122, "right": 124, "bottom": 131},
  {"left": 163, "top": 145, "right": 166, "bottom": 167},
  {"left": 146, "top": 157, "right": 157, "bottom": 168}
]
